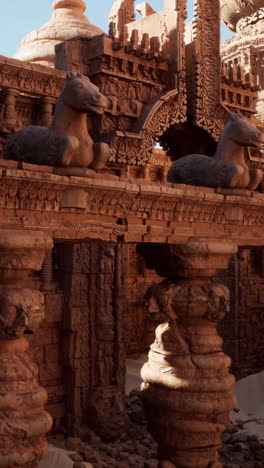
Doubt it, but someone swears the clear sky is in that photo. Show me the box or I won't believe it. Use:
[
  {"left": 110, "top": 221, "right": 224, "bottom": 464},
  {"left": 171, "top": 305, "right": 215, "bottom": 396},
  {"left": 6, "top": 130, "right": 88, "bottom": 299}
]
[{"left": 0, "top": 0, "right": 233, "bottom": 58}]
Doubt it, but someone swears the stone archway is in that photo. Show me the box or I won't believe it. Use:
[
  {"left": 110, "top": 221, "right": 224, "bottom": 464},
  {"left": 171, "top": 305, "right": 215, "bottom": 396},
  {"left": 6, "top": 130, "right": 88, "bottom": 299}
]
[{"left": 108, "top": 88, "right": 187, "bottom": 166}]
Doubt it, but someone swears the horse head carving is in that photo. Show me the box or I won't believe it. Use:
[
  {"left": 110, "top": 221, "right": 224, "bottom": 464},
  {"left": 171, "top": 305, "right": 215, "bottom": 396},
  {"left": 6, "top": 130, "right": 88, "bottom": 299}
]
[
  {"left": 62, "top": 71, "right": 108, "bottom": 115},
  {"left": 4, "top": 71, "right": 110, "bottom": 172},
  {"left": 226, "top": 112, "right": 264, "bottom": 149},
  {"left": 168, "top": 113, "right": 264, "bottom": 190}
]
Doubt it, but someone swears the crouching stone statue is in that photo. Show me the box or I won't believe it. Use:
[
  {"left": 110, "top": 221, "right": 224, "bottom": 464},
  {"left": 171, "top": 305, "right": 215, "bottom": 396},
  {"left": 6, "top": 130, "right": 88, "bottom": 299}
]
[
  {"left": 168, "top": 113, "right": 264, "bottom": 190},
  {"left": 4, "top": 71, "right": 110, "bottom": 173}
]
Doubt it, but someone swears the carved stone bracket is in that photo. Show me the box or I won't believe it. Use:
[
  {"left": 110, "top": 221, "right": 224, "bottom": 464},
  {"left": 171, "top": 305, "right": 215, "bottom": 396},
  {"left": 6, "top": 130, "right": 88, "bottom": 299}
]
[
  {"left": 0, "top": 233, "right": 53, "bottom": 468},
  {"left": 141, "top": 239, "right": 238, "bottom": 467}
]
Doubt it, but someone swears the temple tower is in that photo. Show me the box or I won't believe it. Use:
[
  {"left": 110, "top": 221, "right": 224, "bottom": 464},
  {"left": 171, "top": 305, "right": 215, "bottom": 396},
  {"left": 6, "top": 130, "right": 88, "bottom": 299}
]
[
  {"left": 221, "top": 0, "right": 264, "bottom": 121},
  {"left": 14, "top": 0, "right": 103, "bottom": 67}
]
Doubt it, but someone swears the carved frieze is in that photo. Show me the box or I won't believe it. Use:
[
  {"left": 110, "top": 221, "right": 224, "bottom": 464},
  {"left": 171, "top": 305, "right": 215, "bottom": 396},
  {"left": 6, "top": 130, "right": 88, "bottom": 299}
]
[
  {"left": 0, "top": 58, "right": 65, "bottom": 98},
  {"left": 237, "top": 7, "right": 264, "bottom": 31},
  {"left": 0, "top": 179, "right": 64, "bottom": 212},
  {"left": 189, "top": 0, "right": 223, "bottom": 139},
  {"left": 0, "top": 172, "right": 264, "bottom": 240}
]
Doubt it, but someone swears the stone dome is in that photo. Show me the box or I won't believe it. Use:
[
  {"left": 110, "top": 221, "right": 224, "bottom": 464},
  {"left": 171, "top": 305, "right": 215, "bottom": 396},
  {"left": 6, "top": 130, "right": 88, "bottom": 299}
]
[
  {"left": 220, "top": 0, "right": 264, "bottom": 32},
  {"left": 14, "top": 0, "right": 103, "bottom": 67}
]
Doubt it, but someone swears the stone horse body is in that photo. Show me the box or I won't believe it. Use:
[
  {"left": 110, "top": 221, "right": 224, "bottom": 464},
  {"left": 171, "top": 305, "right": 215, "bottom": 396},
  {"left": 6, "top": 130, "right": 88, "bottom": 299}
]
[
  {"left": 168, "top": 114, "right": 264, "bottom": 190},
  {"left": 4, "top": 71, "right": 110, "bottom": 170}
]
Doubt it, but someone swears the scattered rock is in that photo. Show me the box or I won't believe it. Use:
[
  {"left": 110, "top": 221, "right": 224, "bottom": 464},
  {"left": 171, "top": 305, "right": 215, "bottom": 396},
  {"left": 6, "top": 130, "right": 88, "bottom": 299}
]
[
  {"left": 220, "top": 421, "right": 264, "bottom": 467},
  {"left": 48, "top": 392, "right": 264, "bottom": 468},
  {"left": 66, "top": 437, "right": 83, "bottom": 451},
  {"left": 82, "top": 447, "right": 101, "bottom": 464}
]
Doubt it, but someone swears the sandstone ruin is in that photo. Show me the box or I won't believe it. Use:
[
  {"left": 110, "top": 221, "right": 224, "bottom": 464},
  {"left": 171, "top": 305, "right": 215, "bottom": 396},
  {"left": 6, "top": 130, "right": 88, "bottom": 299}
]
[{"left": 0, "top": 0, "right": 264, "bottom": 467}]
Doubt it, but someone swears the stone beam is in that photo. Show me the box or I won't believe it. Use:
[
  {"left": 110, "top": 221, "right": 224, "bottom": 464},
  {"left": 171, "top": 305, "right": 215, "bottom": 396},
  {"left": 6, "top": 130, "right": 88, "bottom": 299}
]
[{"left": 0, "top": 165, "right": 263, "bottom": 246}]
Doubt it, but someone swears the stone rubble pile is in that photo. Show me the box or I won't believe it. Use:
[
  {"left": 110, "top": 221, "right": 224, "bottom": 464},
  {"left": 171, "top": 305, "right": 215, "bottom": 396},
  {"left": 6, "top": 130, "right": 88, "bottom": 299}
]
[
  {"left": 49, "top": 389, "right": 159, "bottom": 468},
  {"left": 49, "top": 390, "right": 264, "bottom": 468},
  {"left": 220, "top": 419, "right": 264, "bottom": 468}
]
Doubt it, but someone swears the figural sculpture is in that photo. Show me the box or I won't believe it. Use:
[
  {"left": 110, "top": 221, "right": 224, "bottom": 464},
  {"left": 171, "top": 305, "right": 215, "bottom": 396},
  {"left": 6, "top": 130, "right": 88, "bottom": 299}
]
[
  {"left": 4, "top": 72, "right": 110, "bottom": 173},
  {"left": 168, "top": 113, "right": 264, "bottom": 190}
]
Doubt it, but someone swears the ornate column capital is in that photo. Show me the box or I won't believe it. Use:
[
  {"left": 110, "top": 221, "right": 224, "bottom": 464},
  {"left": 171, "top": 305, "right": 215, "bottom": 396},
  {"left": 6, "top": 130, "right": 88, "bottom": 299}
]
[
  {"left": 142, "top": 238, "right": 237, "bottom": 278},
  {"left": 0, "top": 233, "right": 53, "bottom": 280},
  {"left": 171, "top": 238, "right": 238, "bottom": 277}
]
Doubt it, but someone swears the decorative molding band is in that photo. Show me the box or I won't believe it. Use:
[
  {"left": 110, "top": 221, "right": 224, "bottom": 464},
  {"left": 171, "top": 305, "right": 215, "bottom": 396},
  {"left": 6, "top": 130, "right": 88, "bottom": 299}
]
[
  {"left": 0, "top": 56, "right": 65, "bottom": 97},
  {"left": 0, "top": 167, "right": 263, "bottom": 245}
]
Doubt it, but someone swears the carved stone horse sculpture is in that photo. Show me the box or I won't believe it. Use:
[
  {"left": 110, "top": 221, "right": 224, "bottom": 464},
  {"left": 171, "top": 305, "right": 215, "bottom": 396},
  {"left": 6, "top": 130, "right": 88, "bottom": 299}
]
[
  {"left": 168, "top": 113, "right": 264, "bottom": 190},
  {"left": 4, "top": 71, "right": 110, "bottom": 171}
]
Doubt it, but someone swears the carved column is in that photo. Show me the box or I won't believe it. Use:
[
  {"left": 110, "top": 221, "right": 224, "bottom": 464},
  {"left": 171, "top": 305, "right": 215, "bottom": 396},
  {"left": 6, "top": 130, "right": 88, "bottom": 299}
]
[
  {"left": 59, "top": 240, "right": 127, "bottom": 440},
  {"left": 87, "top": 242, "right": 127, "bottom": 440},
  {"left": 0, "top": 233, "right": 53, "bottom": 468},
  {"left": 40, "top": 97, "right": 55, "bottom": 127},
  {"left": 0, "top": 89, "right": 21, "bottom": 134},
  {"left": 141, "top": 239, "right": 238, "bottom": 468}
]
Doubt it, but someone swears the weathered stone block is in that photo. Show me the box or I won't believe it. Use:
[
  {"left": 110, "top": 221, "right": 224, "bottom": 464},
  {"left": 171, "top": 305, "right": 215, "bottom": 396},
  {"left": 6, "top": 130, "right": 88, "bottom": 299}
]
[{"left": 45, "top": 293, "right": 63, "bottom": 322}]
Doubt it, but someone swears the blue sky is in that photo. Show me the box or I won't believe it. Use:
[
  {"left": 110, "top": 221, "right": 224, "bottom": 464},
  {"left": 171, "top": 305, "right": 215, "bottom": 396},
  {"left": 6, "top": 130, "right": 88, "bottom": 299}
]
[{"left": 0, "top": 0, "right": 233, "bottom": 58}]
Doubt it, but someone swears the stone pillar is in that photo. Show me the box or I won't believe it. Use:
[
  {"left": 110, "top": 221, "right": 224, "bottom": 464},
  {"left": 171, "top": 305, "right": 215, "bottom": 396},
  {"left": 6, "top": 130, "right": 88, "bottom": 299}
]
[
  {"left": 0, "top": 233, "right": 53, "bottom": 468},
  {"left": 0, "top": 89, "right": 21, "bottom": 134},
  {"left": 87, "top": 242, "right": 127, "bottom": 440},
  {"left": 40, "top": 97, "right": 55, "bottom": 127},
  {"left": 59, "top": 240, "right": 127, "bottom": 440},
  {"left": 141, "top": 239, "right": 238, "bottom": 468}
]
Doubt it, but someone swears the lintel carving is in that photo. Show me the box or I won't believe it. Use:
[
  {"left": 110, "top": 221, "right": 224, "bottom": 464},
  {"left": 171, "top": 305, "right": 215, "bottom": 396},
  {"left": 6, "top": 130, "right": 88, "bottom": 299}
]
[{"left": 0, "top": 57, "right": 65, "bottom": 98}]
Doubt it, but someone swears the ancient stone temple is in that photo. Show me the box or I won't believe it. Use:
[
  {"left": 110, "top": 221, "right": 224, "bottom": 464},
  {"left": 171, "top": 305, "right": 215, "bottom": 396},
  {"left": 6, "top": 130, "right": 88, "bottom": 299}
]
[
  {"left": 0, "top": 0, "right": 264, "bottom": 467},
  {"left": 221, "top": 0, "right": 264, "bottom": 121}
]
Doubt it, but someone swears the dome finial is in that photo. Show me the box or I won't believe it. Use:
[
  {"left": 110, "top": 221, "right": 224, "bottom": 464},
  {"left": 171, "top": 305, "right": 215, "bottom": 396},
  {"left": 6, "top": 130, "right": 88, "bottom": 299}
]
[
  {"left": 53, "top": 0, "right": 86, "bottom": 15},
  {"left": 15, "top": 0, "right": 102, "bottom": 67}
]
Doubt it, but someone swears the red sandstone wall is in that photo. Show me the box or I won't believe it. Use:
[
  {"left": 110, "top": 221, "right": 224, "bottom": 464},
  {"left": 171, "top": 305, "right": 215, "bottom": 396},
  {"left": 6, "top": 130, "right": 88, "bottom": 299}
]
[{"left": 218, "top": 248, "right": 264, "bottom": 380}]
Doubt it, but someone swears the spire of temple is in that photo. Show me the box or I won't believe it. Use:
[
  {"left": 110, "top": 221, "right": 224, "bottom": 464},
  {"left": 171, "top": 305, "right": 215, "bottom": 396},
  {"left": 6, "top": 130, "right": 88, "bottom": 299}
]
[
  {"left": 15, "top": 0, "right": 103, "bottom": 67},
  {"left": 220, "top": 0, "right": 263, "bottom": 32},
  {"left": 221, "top": 0, "right": 264, "bottom": 121}
]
